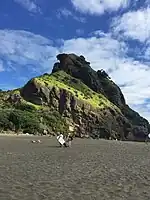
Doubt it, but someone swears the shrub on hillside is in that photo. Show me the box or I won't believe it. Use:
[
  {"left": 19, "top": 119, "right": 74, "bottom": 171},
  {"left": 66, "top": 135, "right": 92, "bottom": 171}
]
[
  {"left": 0, "top": 110, "right": 14, "bottom": 131},
  {"left": 9, "top": 110, "right": 40, "bottom": 134},
  {"left": 0, "top": 107, "right": 69, "bottom": 135},
  {"left": 14, "top": 102, "right": 37, "bottom": 112},
  {"left": 42, "top": 110, "right": 69, "bottom": 134}
]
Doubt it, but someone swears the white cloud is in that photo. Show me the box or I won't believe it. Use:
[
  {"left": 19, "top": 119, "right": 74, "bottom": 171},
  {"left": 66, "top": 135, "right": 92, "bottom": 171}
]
[
  {"left": 56, "top": 8, "right": 86, "bottom": 23},
  {"left": 14, "top": 0, "right": 41, "bottom": 13},
  {"left": 110, "top": 60, "right": 150, "bottom": 105},
  {"left": 112, "top": 7, "right": 150, "bottom": 42},
  {"left": 71, "top": 0, "right": 130, "bottom": 15},
  {"left": 0, "top": 30, "right": 58, "bottom": 73}
]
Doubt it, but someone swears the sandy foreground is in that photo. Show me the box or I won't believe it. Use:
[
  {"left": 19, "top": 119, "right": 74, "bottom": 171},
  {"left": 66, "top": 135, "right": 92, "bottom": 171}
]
[{"left": 0, "top": 136, "right": 150, "bottom": 200}]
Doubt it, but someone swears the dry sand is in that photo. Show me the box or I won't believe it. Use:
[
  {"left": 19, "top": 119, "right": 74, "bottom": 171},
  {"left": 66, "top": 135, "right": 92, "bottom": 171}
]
[{"left": 0, "top": 136, "right": 150, "bottom": 200}]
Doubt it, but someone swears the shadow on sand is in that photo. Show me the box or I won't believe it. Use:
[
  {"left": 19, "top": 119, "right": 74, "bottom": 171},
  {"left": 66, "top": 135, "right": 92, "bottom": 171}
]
[{"left": 46, "top": 145, "right": 71, "bottom": 148}]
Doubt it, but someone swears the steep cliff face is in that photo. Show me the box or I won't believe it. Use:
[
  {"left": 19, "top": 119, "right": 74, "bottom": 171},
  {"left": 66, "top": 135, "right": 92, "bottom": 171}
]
[
  {"left": 0, "top": 53, "right": 149, "bottom": 140},
  {"left": 52, "top": 53, "right": 150, "bottom": 140}
]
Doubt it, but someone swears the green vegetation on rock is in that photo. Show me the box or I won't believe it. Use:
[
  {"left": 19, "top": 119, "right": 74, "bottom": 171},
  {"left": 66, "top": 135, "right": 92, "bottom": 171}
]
[
  {"left": 36, "top": 71, "right": 120, "bottom": 112},
  {"left": 0, "top": 108, "right": 69, "bottom": 135}
]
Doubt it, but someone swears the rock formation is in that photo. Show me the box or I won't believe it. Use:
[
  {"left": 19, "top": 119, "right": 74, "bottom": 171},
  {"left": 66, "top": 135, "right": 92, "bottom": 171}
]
[{"left": 0, "top": 53, "right": 149, "bottom": 141}]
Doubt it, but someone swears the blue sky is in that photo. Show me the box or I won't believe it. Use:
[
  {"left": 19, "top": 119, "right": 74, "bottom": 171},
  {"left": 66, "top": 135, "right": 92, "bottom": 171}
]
[{"left": 1, "top": 0, "right": 150, "bottom": 121}]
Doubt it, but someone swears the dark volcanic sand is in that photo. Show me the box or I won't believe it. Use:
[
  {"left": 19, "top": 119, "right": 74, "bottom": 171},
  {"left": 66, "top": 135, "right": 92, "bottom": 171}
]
[{"left": 0, "top": 136, "right": 150, "bottom": 200}]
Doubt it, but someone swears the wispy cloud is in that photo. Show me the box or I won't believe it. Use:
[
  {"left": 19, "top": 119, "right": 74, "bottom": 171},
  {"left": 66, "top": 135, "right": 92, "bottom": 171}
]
[
  {"left": 0, "top": 83, "right": 17, "bottom": 91},
  {"left": 14, "top": 0, "right": 41, "bottom": 13},
  {"left": 145, "top": 0, "right": 150, "bottom": 6},
  {"left": 71, "top": 0, "right": 130, "bottom": 15},
  {"left": 111, "top": 7, "right": 150, "bottom": 42},
  {"left": 131, "top": 101, "right": 150, "bottom": 122},
  {"left": 76, "top": 29, "right": 84, "bottom": 36},
  {"left": 0, "top": 60, "right": 4, "bottom": 72},
  {"left": 57, "top": 8, "right": 86, "bottom": 23},
  {"left": 144, "top": 45, "right": 150, "bottom": 60},
  {"left": 90, "top": 30, "right": 108, "bottom": 37},
  {"left": 0, "top": 30, "right": 58, "bottom": 73},
  {"left": 57, "top": 8, "right": 72, "bottom": 18}
]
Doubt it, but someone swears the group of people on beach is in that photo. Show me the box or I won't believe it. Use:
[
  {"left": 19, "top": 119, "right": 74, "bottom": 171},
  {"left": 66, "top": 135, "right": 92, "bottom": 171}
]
[
  {"left": 56, "top": 133, "right": 73, "bottom": 147},
  {"left": 56, "top": 132, "right": 150, "bottom": 145},
  {"left": 30, "top": 131, "right": 150, "bottom": 146}
]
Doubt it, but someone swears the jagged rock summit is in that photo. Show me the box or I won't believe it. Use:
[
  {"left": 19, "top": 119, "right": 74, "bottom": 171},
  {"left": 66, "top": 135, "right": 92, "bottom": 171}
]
[
  {"left": 53, "top": 53, "right": 126, "bottom": 107},
  {"left": 0, "top": 53, "right": 149, "bottom": 141}
]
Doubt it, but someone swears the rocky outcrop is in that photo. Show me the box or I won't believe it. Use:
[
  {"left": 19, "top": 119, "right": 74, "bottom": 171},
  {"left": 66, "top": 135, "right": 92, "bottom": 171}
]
[
  {"left": 20, "top": 77, "right": 132, "bottom": 140},
  {"left": 2, "top": 53, "right": 149, "bottom": 141},
  {"left": 51, "top": 53, "right": 150, "bottom": 141},
  {"left": 2, "top": 52, "right": 145, "bottom": 141},
  {"left": 52, "top": 53, "right": 126, "bottom": 107},
  {"left": 7, "top": 93, "right": 21, "bottom": 104}
]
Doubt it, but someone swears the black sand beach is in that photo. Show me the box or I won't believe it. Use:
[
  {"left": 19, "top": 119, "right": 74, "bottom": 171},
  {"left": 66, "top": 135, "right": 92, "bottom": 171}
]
[{"left": 0, "top": 136, "right": 150, "bottom": 200}]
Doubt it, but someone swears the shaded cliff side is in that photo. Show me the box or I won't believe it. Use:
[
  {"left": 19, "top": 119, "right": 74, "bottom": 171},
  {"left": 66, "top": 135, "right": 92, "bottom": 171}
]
[{"left": 0, "top": 53, "right": 149, "bottom": 141}]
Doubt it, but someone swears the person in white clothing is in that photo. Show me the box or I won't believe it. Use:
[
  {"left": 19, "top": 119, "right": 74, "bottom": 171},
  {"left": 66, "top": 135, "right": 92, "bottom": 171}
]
[{"left": 56, "top": 133, "right": 67, "bottom": 147}]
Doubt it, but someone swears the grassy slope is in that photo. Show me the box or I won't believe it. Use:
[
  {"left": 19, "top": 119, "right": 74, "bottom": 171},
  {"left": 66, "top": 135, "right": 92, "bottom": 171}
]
[
  {"left": 0, "top": 71, "right": 121, "bottom": 113},
  {"left": 35, "top": 71, "right": 121, "bottom": 112}
]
